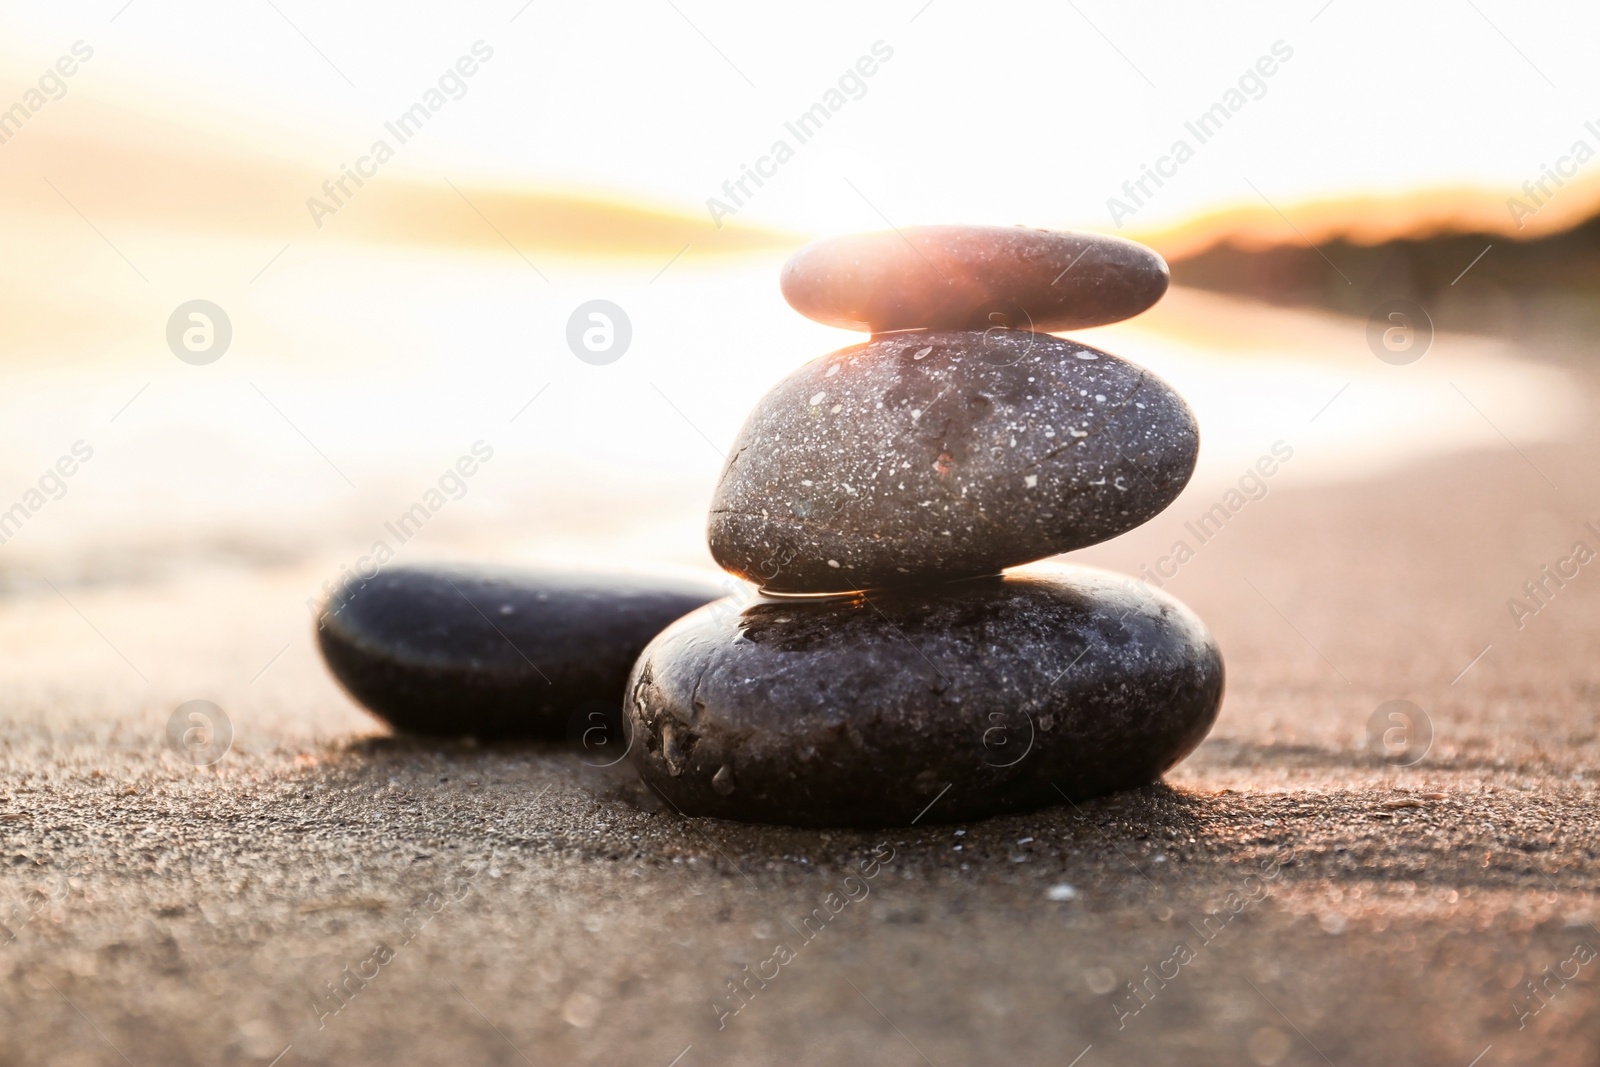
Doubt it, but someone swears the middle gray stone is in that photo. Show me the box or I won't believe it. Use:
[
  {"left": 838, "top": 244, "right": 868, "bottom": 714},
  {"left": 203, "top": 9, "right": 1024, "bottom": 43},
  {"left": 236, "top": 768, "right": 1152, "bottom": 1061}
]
[{"left": 708, "top": 329, "right": 1199, "bottom": 594}]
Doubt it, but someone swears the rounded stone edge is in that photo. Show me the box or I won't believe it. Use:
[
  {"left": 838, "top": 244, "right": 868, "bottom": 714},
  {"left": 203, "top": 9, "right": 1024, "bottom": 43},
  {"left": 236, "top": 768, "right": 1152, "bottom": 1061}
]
[
  {"left": 778, "top": 226, "right": 1172, "bottom": 333},
  {"left": 704, "top": 333, "right": 1202, "bottom": 595},
  {"left": 313, "top": 566, "right": 721, "bottom": 742},
  {"left": 624, "top": 572, "right": 1226, "bottom": 828}
]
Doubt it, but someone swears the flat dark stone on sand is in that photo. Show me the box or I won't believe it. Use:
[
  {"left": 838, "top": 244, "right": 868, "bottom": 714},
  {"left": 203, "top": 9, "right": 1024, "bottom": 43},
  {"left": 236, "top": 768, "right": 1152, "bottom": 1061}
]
[
  {"left": 708, "top": 330, "right": 1198, "bottom": 593},
  {"left": 780, "top": 226, "right": 1168, "bottom": 334},
  {"left": 316, "top": 565, "right": 719, "bottom": 740},
  {"left": 625, "top": 567, "right": 1223, "bottom": 827}
]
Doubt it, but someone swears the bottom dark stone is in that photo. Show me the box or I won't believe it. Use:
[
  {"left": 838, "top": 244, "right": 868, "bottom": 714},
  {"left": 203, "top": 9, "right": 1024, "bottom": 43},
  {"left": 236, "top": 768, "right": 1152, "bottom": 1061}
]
[
  {"left": 316, "top": 564, "right": 721, "bottom": 741},
  {"left": 625, "top": 567, "right": 1224, "bottom": 827}
]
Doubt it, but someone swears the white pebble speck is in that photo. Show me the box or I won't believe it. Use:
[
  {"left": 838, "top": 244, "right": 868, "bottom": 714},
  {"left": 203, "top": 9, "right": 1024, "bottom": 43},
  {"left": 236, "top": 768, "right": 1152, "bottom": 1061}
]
[
  {"left": 1047, "top": 884, "right": 1078, "bottom": 901},
  {"left": 1075, "top": 352, "right": 1098, "bottom": 360},
  {"left": 1094, "top": 394, "right": 1106, "bottom": 402},
  {"left": 913, "top": 346, "right": 932, "bottom": 360},
  {"left": 809, "top": 392, "right": 825, "bottom": 406},
  {"left": 827, "top": 560, "right": 841, "bottom": 568},
  {"left": 1024, "top": 475, "right": 1038, "bottom": 488}
]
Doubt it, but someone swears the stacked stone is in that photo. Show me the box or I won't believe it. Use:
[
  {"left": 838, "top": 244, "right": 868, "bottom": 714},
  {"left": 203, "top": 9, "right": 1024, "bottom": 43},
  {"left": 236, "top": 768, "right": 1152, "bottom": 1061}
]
[{"left": 624, "top": 226, "right": 1224, "bottom": 827}]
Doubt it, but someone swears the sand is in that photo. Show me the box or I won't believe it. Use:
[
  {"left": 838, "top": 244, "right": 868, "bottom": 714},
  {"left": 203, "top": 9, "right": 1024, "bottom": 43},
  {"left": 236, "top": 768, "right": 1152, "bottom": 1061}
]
[{"left": 4, "top": 363, "right": 1600, "bottom": 1067}]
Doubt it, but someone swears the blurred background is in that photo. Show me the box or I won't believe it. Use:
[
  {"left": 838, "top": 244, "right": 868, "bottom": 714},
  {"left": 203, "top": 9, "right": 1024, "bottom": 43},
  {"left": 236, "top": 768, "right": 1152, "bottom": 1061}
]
[{"left": 1, "top": 0, "right": 1596, "bottom": 747}]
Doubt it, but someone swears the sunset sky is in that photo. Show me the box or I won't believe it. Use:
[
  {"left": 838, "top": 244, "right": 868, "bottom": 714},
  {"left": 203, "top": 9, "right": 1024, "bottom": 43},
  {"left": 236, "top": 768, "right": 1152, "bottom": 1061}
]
[
  {"left": 3, "top": 0, "right": 1598, "bottom": 242},
  {"left": 0, "top": 0, "right": 1592, "bottom": 594}
]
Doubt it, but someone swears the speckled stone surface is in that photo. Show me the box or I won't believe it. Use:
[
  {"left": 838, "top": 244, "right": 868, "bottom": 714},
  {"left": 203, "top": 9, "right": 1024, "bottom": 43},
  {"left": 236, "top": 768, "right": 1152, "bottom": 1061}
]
[
  {"left": 625, "top": 566, "right": 1223, "bottom": 827},
  {"left": 707, "top": 330, "right": 1199, "bottom": 593},
  {"left": 779, "top": 226, "right": 1169, "bottom": 333},
  {"left": 316, "top": 565, "right": 719, "bottom": 740}
]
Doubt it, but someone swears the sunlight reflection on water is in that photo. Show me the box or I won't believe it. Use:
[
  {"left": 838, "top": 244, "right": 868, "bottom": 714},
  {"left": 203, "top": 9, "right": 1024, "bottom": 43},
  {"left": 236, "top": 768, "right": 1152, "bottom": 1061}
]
[{"left": 0, "top": 245, "right": 1578, "bottom": 596}]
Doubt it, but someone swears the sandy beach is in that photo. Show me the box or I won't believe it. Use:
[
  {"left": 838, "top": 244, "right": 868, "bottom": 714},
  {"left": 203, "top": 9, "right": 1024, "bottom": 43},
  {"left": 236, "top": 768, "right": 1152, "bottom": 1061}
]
[
  {"left": 5, "top": 5, "right": 1600, "bottom": 1062},
  {"left": 3, "top": 308, "right": 1599, "bottom": 1066}
]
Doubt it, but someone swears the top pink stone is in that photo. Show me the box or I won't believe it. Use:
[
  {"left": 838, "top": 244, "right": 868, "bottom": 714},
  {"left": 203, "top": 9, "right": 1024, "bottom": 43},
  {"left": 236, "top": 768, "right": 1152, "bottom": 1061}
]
[{"left": 779, "top": 225, "right": 1170, "bottom": 334}]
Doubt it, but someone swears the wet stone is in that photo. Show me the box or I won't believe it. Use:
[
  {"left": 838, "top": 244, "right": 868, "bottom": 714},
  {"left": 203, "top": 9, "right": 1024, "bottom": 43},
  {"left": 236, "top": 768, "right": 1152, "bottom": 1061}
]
[
  {"left": 625, "top": 567, "right": 1224, "bottom": 827},
  {"left": 316, "top": 565, "right": 720, "bottom": 740},
  {"left": 780, "top": 225, "right": 1169, "bottom": 334},
  {"left": 708, "top": 330, "right": 1198, "bottom": 594}
]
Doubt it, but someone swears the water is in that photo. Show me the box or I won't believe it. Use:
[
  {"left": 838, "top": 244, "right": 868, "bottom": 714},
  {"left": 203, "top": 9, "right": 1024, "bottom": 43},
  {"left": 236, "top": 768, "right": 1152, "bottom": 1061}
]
[{"left": 0, "top": 240, "right": 1577, "bottom": 602}]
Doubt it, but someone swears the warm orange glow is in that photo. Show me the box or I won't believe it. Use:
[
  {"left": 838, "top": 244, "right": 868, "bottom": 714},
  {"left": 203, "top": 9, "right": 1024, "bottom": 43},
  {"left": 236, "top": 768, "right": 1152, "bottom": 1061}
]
[
  {"left": 1129, "top": 176, "right": 1600, "bottom": 262},
  {"left": 1, "top": 98, "right": 799, "bottom": 260},
  {"left": 17, "top": 96, "right": 1600, "bottom": 275}
]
